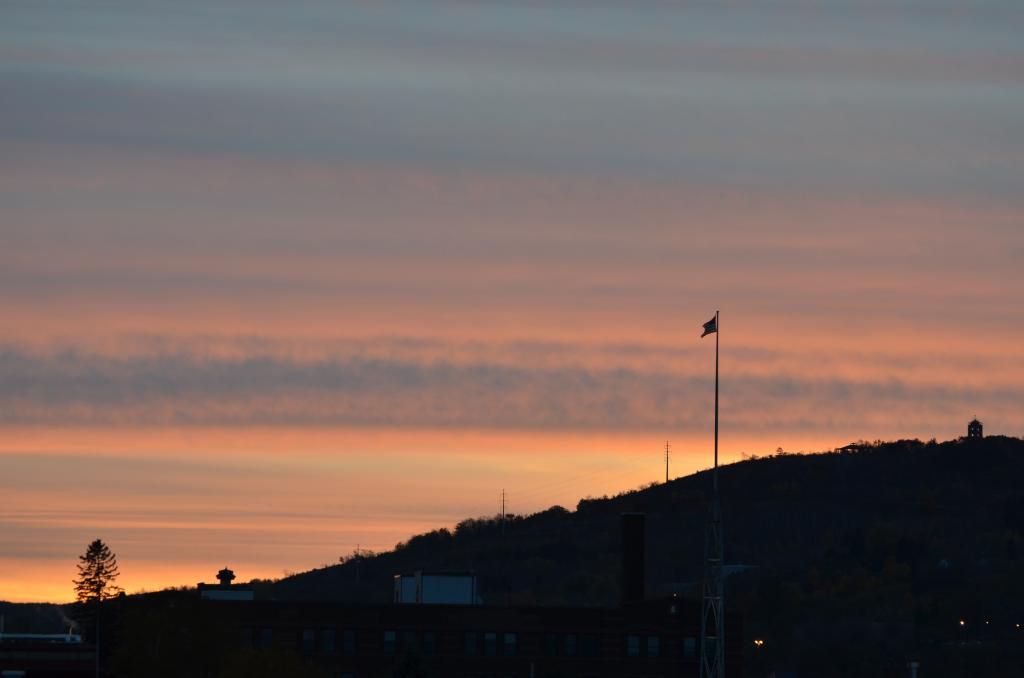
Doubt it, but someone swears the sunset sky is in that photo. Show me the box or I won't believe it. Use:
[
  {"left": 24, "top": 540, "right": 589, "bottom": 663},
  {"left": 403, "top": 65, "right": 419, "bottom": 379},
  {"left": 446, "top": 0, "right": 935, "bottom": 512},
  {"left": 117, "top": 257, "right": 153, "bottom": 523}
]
[{"left": 2, "top": 0, "right": 1023, "bottom": 603}]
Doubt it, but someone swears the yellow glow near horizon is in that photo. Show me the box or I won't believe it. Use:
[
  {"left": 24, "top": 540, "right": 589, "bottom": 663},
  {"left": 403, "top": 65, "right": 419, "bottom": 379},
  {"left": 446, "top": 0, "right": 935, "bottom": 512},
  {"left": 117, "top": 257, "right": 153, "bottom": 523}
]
[{"left": 2, "top": 425, "right": 852, "bottom": 603}]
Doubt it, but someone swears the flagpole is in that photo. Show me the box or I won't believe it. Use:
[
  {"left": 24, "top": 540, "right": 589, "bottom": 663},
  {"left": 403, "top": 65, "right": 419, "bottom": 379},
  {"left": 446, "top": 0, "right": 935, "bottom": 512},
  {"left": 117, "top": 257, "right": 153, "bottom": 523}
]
[
  {"left": 714, "top": 310, "right": 719, "bottom": 485},
  {"left": 700, "top": 309, "right": 725, "bottom": 678}
]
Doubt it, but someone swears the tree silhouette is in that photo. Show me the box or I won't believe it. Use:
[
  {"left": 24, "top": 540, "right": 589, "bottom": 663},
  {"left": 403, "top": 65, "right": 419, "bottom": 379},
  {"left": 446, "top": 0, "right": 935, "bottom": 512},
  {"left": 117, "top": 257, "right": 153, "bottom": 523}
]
[
  {"left": 73, "top": 539, "right": 122, "bottom": 677},
  {"left": 74, "top": 539, "right": 122, "bottom": 603}
]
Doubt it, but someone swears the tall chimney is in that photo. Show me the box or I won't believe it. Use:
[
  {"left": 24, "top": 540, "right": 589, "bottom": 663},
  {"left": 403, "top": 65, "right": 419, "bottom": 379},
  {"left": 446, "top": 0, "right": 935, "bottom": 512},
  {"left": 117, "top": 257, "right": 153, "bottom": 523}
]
[{"left": 620, "top": 513, "right": 645, "bottom": 605}]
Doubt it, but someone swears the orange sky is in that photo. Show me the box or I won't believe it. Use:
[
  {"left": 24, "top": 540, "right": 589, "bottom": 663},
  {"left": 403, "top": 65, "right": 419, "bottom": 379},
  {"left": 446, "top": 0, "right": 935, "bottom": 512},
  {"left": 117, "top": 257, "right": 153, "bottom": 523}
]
[
  {"left": 2, "top": 0, "right": 1023, "bottom": 603},
  {"left": 2, "top": 427, "right": 785, "bottom": 603}
]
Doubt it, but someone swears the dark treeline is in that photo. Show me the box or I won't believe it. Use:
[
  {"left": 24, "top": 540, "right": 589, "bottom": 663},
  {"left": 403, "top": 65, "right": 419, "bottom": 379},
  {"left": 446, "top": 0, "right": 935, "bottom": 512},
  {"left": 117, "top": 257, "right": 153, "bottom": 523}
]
[{"left": 0, "top": 602, "right": 73, "bottom": 633}]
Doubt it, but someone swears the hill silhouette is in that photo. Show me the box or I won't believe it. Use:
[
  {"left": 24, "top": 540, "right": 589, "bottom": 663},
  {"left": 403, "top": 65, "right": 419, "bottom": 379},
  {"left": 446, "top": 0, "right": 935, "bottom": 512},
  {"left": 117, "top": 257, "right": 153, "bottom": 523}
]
[
  {"left": 6, "top": 436, "right": 1019, "bottom": 675},
  {"left": 274, "top": 435, "right": 1024, "bottom": 675}
]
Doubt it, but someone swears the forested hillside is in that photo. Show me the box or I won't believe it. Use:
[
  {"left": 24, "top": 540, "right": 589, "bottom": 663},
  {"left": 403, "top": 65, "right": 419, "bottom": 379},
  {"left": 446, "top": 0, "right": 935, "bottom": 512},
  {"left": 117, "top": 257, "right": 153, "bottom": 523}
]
[{"left": 275, "top": 436, "right": 1024, "bottom": 675}]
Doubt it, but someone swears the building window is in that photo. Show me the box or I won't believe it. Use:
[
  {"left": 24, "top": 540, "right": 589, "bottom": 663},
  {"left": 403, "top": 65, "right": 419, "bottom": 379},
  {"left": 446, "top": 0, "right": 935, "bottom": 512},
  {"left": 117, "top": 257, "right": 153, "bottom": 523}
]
[
  {"left": 301, "top": 629, "right": 316, "bottom": 653},
  {"left": 464, "top": 631, "right": 479, "bottom": 656},
  {"left": 321, "top": 628, "right": 336, "bottom": 653},
  {"left": 683, "top": 636, "right": 697, "bottom": 659},
  {"left": 564, "top": 634, "right": 577, "bottom": 657},
  {"left": 484, "top": 631, "right": 498, "bottom": 656},
  {"left": 545, "top": 633, "right": 559, "bottom": 656},
  {"left": 383, "top": 630, "right": 396, "bottom": 655},
  {"left": 422, "top": 631, "right": 436, "bottom": 655},
  {"left": 342, "top": 629, "right": 356, "bottom": 655},
  {"left": 256, "top": 627, "right": 273, "bottom": 650},
  {"left": 626, "top": 634, "right": 640, "bottom": 657},
  {"left": 402, "top": 630, "right": 418, "bottom": 652},
  {"left": 580, "top": 634, "right": 599, "bottom": 657},
  {"left": 341, "top": 673, "right": 354, "bottom": 678},
  {"left": 503, "top": 632, "right": 517, "bottom": 656},
  {"left": 646, "top": 635, "right": 660, "bottom": 658}
]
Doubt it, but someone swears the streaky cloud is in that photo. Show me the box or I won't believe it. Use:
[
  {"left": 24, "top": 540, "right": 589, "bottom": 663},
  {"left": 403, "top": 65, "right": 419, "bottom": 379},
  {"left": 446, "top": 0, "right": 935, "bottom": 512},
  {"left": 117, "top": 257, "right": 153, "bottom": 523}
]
[{"left": 1, "top": 338, "right": 1020, "bottom": 435}]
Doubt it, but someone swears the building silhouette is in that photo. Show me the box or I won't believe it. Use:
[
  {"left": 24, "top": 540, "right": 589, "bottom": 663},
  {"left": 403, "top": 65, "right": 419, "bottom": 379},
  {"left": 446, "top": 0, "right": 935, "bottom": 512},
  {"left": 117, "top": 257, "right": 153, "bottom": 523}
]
[
  {"left": 116, "top": 515, "right": 742, "bottom": 677},
  {"left": 198, "top": 566, "right": 254, "bottom": 601},
  {"left": 393, "top": 571, "right": 479, "bottom": 605},
  {"left": 968, "top": 418, "right": 983, "bottom": 439},
  {"left": 0, "top": 632, "right": 92, "bottom": 677}
]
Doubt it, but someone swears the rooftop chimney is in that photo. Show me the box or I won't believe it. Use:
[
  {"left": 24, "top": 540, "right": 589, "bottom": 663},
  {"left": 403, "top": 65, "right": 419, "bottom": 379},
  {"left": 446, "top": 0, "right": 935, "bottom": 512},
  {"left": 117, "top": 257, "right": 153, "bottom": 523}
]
[{"left": 620, "top": 513, "right": 645, "bottom": 605}]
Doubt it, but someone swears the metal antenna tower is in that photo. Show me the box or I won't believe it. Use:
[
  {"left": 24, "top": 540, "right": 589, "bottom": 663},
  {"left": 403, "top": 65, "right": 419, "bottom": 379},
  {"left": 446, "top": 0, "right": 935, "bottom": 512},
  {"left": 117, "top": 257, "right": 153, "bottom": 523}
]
[
  {"left": 665, "top": 440, "right": 670, "bottom": 483},
  {"left": 700, "top": 310, "right": 725, "bottom": 678}
]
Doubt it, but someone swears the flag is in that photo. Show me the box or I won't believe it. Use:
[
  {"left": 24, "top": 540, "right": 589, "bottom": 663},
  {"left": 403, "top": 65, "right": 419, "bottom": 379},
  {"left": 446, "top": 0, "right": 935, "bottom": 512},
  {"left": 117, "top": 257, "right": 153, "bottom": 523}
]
[{"left": 701, "top": 315, "right": 717, "bottom": 337}]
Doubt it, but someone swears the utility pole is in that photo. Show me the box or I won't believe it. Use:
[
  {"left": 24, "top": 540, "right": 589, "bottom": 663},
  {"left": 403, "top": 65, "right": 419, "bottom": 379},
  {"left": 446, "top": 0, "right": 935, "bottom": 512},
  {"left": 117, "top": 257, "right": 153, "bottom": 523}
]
[
  {"left": 501, "top": 489, "right": 506, "bottom": 536},
  {"left": 665, "top": 440, "right": 670, "bottom": 483},
  {"left": 95, "top": 597, "right": 100, "bottom": 678},
  {"left": 700, "top": 310, "right": 725, "bottom": 678}
]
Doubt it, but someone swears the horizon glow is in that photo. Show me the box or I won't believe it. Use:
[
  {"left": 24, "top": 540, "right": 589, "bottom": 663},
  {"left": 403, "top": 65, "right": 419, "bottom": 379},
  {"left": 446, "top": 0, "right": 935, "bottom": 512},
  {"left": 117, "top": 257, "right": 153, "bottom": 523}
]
[{"left": 2, "top": 0, "right": 1022, "bottom": 603}]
